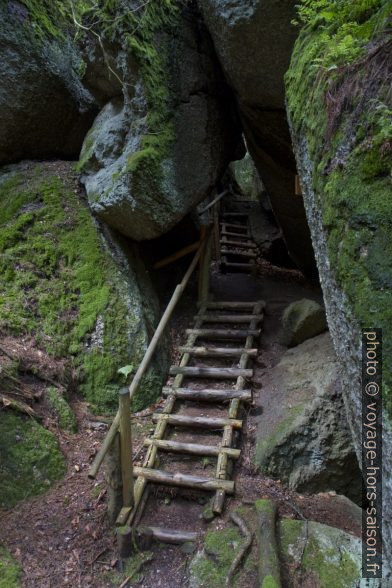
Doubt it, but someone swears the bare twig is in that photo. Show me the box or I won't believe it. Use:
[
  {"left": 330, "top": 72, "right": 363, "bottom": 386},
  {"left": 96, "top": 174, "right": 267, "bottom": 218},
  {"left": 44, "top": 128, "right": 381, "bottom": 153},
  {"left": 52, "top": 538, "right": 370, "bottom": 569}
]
[{"left": 225, "top": 512, "right": 253, "bottom": 587}]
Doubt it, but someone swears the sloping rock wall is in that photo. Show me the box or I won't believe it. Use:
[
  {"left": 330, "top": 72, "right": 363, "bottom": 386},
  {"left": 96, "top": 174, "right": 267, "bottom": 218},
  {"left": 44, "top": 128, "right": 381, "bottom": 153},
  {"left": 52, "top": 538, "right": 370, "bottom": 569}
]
[{"left": 285, "top": 1, "right": 392, "bottom": 562}]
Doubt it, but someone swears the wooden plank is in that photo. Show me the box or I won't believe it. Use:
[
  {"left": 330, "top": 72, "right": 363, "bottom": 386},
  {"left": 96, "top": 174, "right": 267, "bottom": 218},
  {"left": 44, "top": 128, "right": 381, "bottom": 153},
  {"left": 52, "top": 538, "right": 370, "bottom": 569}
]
[
  {"left": 196, "top": 314, "right": 263, "bottom": 323},
  {"left": 162, "top": 387, "right": 252, "bottom": 402},
  {"left": 119, "top": 389, "right": 134, "bottom": 508},
  {"left": 186, "top": 328, "right": 260, "bottom": 339},
  {"left": 221, "top": 261, "right": 255, "bottom": 270},
  {"left": 152, "top": 413, "right": 243, "bottom": 429},
  {"left": 144, "top": 439, "right": 241, "bottom": 458},
  {"left": 178, "top": 346, "right": 258, "bottom": 358},
  {"left": 133, "top": 467, "right": 235, "bottom": 493},
  {"left": 203, "top": 301, "right": 262, "bottom": 310},
  {"left": 220, "top": 239, "right": 256, "bottom": 249},
  {"left": 169, "top": 366, "right": 253, "bottom": 379},
  {"left": 221, "top": 222, "right": 248, "bottom": 230},
  {"left": 221, "top": 230, "right": 251, "bottom": 238},
  {"left": 137, "top": 526, "right": 198, "bottom": 545},
  {"left": 222, "top": 212, "right": 248, "bottom": 218},
  {"left": 221, "top": 248, "right": 257, "bottom": 259}
]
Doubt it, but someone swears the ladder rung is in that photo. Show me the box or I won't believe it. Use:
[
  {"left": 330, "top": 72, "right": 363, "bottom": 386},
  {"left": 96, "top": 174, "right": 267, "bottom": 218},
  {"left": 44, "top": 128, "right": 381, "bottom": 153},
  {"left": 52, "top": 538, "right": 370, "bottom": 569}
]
[
  {"left": 221, "top": 261, "right": 255, "bottom": 269},
  {"left": 222, "top": 212, "right": 249, "bottom": 218},
  {"left": 221, "top": 222, "right": 248, "bottom": 230},
  {"left": 203, "top": 301, "right": 263, "bottom": 310},
  {"left": 221, "top": 230, "right": 251, "bottom": 238},
  {"left": 152, "top": 413, "right": 243, "bottom": 429},
  {"left": 220, "top": 239, "right": 256, "bottom": 249},
  {"left": 186, "top": 328, "right": 260, "bottom": 339},
  {"left": 196, "top": 314, "right": 263, "bottom": 323},
  {"left": 221, "top": 248, "right": 257, "bottom": 259},
  {"left": 169, "top": 366, "right": 253, "bottom": 379},
  {"left": 162, "top": 387, "right": 252, "bottom": 401},
  {"left": 178, "top": 346, "right": 258, "bottom": 357},
  {"left": 133, "top": 466, "right": 235, "bottom": 493},
  {"left": 144, "top": 438, "right": 241, "bottom": 458}
]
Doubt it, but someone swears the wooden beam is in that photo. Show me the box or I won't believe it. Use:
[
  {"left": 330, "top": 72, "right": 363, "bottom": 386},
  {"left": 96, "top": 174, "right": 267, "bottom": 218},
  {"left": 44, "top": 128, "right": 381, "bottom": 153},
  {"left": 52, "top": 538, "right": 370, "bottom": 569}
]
[
  {"left": 221, "top": 230, "right": 251, "bottom": 238},
  {"left": 177, "top": 346, "right": 258, "bottom": 358},
  {"left": 162, "top": 387, "right": 252, "bottom": 402},
  {"left": 186, "top": 328, "right": 260, "bottom": 339},
  {"left": 144, "top": 439, "right": 241, "bottom": 458},
  {"left": 169, "top": 366, "right": 253, "bottom": 379},
  {"left": 196, "top": 314, "right": 263, "bottom": 323},
  {"left": 137, "top": 526, "right": 198, "bottom": 545},
  {"left": 152, "top": 413, "right": 243, "bottom": 429},
  {"left": 221, "top": 248, "right": 257, "bottom": 259},
  {"left": 221, "top": 261, "right": 255, "bottom": 270},
  {"left": 203, "top": 301, "right": 263, "bottom": 310},
  {"left": 119, "top": 389, "right": 134, "bottom": 508},
  {"left": 153, "top": 240, "right": 200, "bottom": 269},
  {"left": 133, "top": 467, "right": 235, "bottom": 493},
  {"left": 220, "top": 239, "right": 256, "bottom": 249}
]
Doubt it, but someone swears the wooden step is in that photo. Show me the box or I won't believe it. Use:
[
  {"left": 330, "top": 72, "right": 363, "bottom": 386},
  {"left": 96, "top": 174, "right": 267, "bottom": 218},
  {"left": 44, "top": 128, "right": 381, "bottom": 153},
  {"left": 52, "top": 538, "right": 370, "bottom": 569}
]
[
  {"left": 220, "top": 239, "right": 256, "bottom": 249},
  {"left": 186, "top": 328, "right": 260, "bottom": 339},
  {"left": 144, "top": 438, "right": 241, "bottom": 458},
  {"left": 133, "top": 466, "right": 235, "bottom": 493},
  {"left": 196, "top": 314, "right": 263, "bottom": 323},
  {"left": 221, "top": 230, "right": 251, "bottom": 238},
  {"left": 203, "top": 301, "right": 263, "bottom": 310},
  {"left": 169, "top": 366, "right": 253, "bottom": 379},
  {"left": 222, "top": 212, "right": 249, "bottom": 218},
  {"left": 152, "top": 413, "right": 243, "bottom": 429},
  {"left": 178, "top": 346, "right": 258, "bottom": 357},
  {"left": 221, "top": 222, "right": 248, "bottom": 231},
  {"left": 221, "top": 248, "right": 257, "bottom": 259},
  {"left": 136, "top": 526, "right": 198, "bottom": 545},
  {"left": 162, "top": 387, "right": 252, "bottom": 402}
]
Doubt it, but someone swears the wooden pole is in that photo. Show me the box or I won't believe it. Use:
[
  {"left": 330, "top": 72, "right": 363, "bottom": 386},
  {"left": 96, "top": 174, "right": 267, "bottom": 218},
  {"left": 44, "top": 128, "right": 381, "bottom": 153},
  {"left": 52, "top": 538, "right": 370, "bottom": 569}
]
[
  {"left": 104, "top": 432, "right": 123, "bottom": 524},
  {"left": 88, "top": 240, "right": 207, "bottom": 479},
  {"left": 256, "top": 499, "right": 282, "bottom": 587},
  {"left": 198, "top": 228, "right": 212, "bottom": 304},
  {"left": 119, "top": 388, "right": 134, "bottom": 508},
  {"left": 153, "top": 240, "right": 200, "bottom": 270}
]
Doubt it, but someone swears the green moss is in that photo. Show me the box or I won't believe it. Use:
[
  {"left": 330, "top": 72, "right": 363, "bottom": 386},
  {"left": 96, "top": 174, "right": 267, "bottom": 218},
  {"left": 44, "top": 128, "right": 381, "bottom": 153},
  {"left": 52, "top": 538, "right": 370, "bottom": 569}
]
[
  {"left": 190, "top": 526, "right": 245, "bottom": 588},
  {"left": 47, "top": 387, "right": 77, "bottom": 433},
  {"left": 255, "top": 499, "right": 275, "bottom": 517},
  {"left": 280, "top": 520, "right": 359, "bottom": 587},
  {"left": 0, "top": 163, "right": 160, "bottom": 414},
  {"left": 0, "top": 411, "right": 66, "bottom": 509},
  {"left": 0, "top": 547, "right": 21, "bottom": 588},
  {"left": 261, "top": 576, "right": 279, "bottom": 588},
  {"left": 286, "top": 1, "right": 392, "bottom": 415},
  {"left": 107, "top": 550, "right": 153, "bottom": 585}
]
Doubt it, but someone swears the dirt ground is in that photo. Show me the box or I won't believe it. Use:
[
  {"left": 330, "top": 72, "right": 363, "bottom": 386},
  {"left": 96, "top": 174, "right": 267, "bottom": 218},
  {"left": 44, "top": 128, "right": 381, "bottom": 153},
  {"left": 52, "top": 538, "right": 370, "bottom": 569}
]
[{"left": 0, "top": 260, "right": 362, "bottom": 587}]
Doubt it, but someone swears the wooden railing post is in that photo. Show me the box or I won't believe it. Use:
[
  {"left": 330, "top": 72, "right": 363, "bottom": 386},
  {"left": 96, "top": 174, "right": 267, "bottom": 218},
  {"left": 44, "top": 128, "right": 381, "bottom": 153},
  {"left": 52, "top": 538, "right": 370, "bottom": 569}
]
[
  {"left": 119, "top": 388, "right": 134, "bottom": 508},
  {"left": 198, "top": 227, "right": 212, "bottom": 304}
]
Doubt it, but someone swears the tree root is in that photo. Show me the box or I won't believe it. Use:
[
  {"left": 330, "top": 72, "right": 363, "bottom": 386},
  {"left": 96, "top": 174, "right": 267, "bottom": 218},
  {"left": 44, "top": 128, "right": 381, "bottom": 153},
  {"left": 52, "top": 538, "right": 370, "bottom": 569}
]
[{"left": 225, "top": 512, "right": 253, "bottom": 587}]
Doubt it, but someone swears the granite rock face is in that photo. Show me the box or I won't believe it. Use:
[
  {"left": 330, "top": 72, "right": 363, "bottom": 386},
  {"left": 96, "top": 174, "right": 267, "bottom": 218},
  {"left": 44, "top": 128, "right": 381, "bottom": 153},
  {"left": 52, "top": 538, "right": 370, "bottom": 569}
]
[
  {"left": 0, "top": 2, "right": 96, "bottom": 165},
  {"left": 255, "top": 333, "right": 361, "bottom": 503},
  {"left": 285, "top": 1, "right": 392, "bottom": 562},
  {"left": 79, "top": 6, "right": 241, "bottom": 240},
  {"left": 197, "top": 0, "right": 316, "bottom": 273}
]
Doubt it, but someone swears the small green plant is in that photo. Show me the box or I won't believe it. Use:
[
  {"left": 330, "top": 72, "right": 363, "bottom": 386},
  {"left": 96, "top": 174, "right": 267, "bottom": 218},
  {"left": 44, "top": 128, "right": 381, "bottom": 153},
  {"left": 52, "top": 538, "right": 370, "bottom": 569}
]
[{"left": 117, "top": 364, "right": 134, "bottom": 381}]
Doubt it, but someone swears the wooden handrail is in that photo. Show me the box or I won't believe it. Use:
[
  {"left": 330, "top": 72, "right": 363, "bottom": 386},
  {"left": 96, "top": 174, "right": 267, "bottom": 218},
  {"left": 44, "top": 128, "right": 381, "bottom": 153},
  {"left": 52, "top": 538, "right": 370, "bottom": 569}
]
[
  {"left": 198, "top": 190, "right": 228, "bottom": 215},
  {"left": 88, "top": 232, "right": 210, "bottom": 479}
]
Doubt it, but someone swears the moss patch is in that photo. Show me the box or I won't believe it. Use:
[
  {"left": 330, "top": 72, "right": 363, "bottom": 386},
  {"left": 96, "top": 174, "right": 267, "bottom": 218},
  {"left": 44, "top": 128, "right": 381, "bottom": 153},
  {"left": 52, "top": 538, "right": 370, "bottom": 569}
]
[
  {"left": 0, "top": 411, "right": 66, "bottom": 509},
  {"left": 47, "top": 387, "right": 77, "bottom": 433},
  {"left": 0, "top": 547, "right": 21, "bottom": 588},
  {"left": 0, "top": 162, "right": 163, "bottom": 414}
]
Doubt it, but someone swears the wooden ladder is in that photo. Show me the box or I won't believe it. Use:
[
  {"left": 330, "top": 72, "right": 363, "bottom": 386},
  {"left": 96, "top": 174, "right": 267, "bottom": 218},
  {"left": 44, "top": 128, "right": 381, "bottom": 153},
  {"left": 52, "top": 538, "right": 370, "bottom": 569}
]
[
  {"left": 220, "top": 211, "right": 257, "bottom": 273},
  {"left": 117, "top": 299, "right": 265, "bottom": 543}
]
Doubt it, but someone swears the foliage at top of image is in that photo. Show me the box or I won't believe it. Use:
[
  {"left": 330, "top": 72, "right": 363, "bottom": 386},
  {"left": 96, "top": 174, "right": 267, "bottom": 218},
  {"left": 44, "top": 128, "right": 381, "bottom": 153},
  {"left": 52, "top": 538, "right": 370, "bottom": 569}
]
[{"left": 293, "top": 0, "right": 391, "bottom": 69}]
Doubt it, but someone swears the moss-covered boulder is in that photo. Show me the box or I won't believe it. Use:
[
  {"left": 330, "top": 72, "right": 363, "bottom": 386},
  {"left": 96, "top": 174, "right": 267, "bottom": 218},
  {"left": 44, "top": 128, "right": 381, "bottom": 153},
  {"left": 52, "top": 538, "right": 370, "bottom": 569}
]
[
  {"left": 0, "top": 411, "right": 66, "bottom": 509},
  {"left": 197, "top": 0, "right": 316, "bottom": 273},
  {"left": 0, "top": 2, "right": 96, "bottom": 165},
  {"left": 285, "top": 0, "right": 392, "bottom": 561},
  {"left": 280, "top": 519, "right": 381, "bottom": 587},
  {"left": 255, "top": 333, "right": 361, "bottom": 502},
  {"left": 280, "top": 298, "right": 327, "bottom": 347},
  {"left": 79, "top": 2, "right": 240, "bottom": 241},
  {"left": 0, "top": 160, "right": 167, "bottom": 414}
]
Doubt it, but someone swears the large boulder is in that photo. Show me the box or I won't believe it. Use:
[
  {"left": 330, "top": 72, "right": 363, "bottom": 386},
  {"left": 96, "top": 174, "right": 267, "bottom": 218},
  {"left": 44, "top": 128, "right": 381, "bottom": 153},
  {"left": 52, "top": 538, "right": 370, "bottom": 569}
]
[
  {"left": 0, "top": 2, "right": 96, "bottom": 164},
  {"left": 0, "top": 161, "right": 167, "bottom": 414},
  {"left": 255, "top": 333, "right": 361, "bottom": 503},
  {"left": 79, "top": 3, "right": 241, "bottom": 240},
  {"left": 285, "top": 1, "right": 392, "bottom": 562},
  {"left": 197, "top": 0, "right": 316, "bottom": 273}
]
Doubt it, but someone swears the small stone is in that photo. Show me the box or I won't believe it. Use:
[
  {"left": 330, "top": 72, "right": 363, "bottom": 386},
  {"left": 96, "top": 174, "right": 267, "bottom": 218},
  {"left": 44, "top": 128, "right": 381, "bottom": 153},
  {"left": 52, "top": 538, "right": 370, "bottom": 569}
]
[
  {"left": 180, "top": 541, "right": 196, "bottom": 555},
  {"left": 280, "top": 299, "right": 327, "bottom": 347},
  {"left": 202, "top": 505, "right": 215, "bottom": 522}
]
